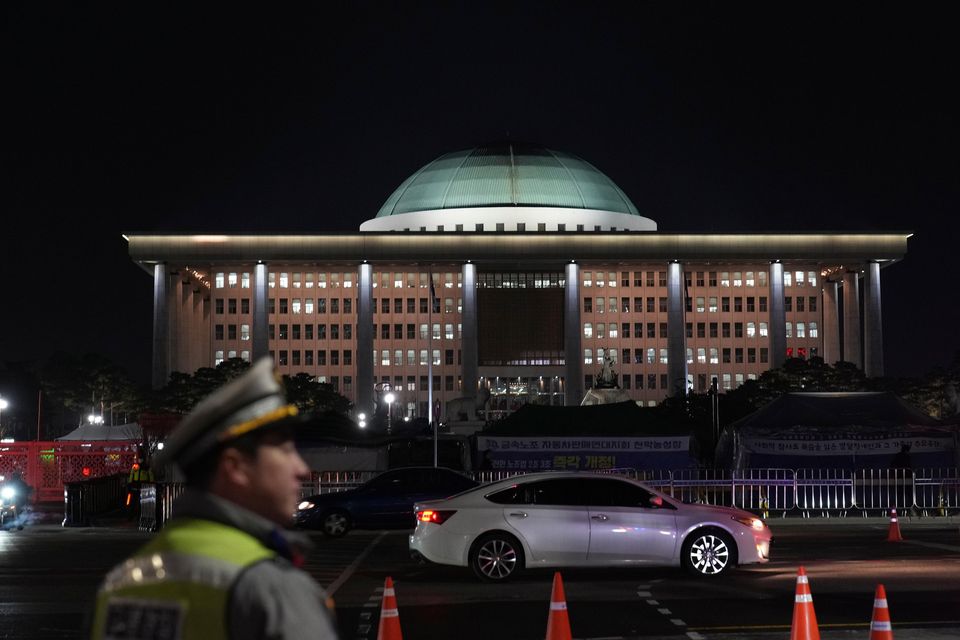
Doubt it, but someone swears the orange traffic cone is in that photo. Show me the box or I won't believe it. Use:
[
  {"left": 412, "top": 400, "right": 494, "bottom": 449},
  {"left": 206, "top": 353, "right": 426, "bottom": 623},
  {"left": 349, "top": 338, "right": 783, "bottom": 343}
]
[
  {"left": 869, "top": 584, "right": 894, "bottom": 640},
  {"left": 377, "top": 576, "right": 403, "bottom": 640},
  {"left": 790, "top": 566, "right": 820, "bottom": 640},
  {"left": 886, "top": 508, "right": 903, "bottom": 542},
  {"left": 545, "top": 571, "right": 572, "bottom": 640}
]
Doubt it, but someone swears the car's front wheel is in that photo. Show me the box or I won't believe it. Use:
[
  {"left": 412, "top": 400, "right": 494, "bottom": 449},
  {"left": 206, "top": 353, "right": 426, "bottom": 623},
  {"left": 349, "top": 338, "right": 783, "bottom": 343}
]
[
  {"left": 470, "top": 532, "right": 524, "bottom": 582},
  {"left": 320, "top": 509, "right": 351, "bottom": 538},
  {"left": 682, "top": 528, "right": 736, "bottom": 577}
]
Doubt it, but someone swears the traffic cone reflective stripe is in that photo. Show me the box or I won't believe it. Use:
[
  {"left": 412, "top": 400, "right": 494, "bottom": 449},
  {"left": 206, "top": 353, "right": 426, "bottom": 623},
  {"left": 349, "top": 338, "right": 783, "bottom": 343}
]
[
  {"left": 790, "top": 566, "right": 820, "bottom": 640},
  {"left": 887, "top": 508, "right": 903, "bottom": 542},
  {"left": 870, "top": 584, "right": 894, "bottom": 640},
  {"left": 545, "top": 571, "right": 572, "bottom": 640},
  {"left": 377, "top": 576, "right": 403, "bottom": 640}
]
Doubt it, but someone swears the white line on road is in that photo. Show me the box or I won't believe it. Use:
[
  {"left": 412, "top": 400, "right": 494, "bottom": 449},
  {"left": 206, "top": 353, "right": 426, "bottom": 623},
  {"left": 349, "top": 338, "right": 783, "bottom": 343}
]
[{"left": 326, "top": 531, "right": 387, "bottom": 597}]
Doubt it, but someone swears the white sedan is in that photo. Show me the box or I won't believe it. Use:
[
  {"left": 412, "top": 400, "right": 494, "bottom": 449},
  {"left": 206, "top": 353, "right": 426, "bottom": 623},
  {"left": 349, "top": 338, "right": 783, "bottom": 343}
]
[{"left": 409, "top": 471, "right": 771, "bottom": 581}]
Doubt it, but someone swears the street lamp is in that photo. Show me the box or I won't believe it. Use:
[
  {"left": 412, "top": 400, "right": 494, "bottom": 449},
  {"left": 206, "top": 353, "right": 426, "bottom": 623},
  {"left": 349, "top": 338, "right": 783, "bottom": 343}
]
[
  {"left": 0, "top": 397, "right": 8, "bottom": 436},
  {"left": 384, "top": 392, "right": 396, "bottom": 434}
]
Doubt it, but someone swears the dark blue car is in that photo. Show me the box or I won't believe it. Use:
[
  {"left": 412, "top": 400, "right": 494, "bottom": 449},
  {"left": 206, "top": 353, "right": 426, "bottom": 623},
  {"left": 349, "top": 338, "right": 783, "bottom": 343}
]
[{"left": 296, "top": 466, "right": 478, "bottom": 537}]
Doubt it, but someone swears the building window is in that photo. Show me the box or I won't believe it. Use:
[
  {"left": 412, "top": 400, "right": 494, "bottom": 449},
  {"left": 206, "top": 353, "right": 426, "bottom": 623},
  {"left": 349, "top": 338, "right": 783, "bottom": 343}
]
[
  {"left": 317, "top": 324, "right": 326, "bottom": 339},
  {"left": 445, "top": 349, "right": 454, "bottom": 365},
  {"left": 735, "top": 348, "right": 744, "bottom": 364},
  {"left": 584, "top": 349, "right": 593, "bottom": 365},
  {"left": 227, "top": 299, "right": 237, "bottom": 314},
  {"left": 759, "top": 322, "right": 768, "bottom": 337},
  {"left": 735, "top": 322, "right": 743, "bottom": 338},
  {"left": 596, "top": 297, "right": 605, "bottom": 314},
  {"left": 584, "top": 298, "right": 593, "bottom": 313},
  {"left": 634, "top": 348, "right": 643, "bottom": 364},
  {"left": 722, "top": 348, "right": 731, "bottom": 364},
  {"left": 445, "top": 324, "right": 454, "bottom": 339},
  {"left": 808, "top": 271, "right": 817, "bottom": 286},
  {"left": 785, "top": 322, "right": 793, "bottom": 338},
  {"left": 646, "top": 297, "right": 655, "bottom": 313},
  {"left": 228, "top": 325, "right": 237, "bottom": 340},
  {"left": 784, "top": 271, "right": 793, "bottom": 287},
  {"left": 733, "top": 272, "right": 742, "bottom": 287},
  {"left": 292, "top": 299, "right": 301, "bottom": 314},
  {"left": 809, "top": 296, "right": 817, "bottom": 312},
  {"left": 659, "top": 348, "right": 668, "bottom": 364},
  {"left": 215, "top": 350, "right": 224, "bottom": 365},
  {"left": 583, "top": 272, "right": 592, "bottom": 287},
  {"left": 419, "top": 349, "right": 428, "bottom": 365},
  {"left": 784, "top": 296, "right": 792, "bottom": 312},
  {"left": 720, "top": 271, "right": 730, "bottom": 287},
  {"left": 279, "top": 324, "right": 288, "bottom": 340},
  {"left": 646, "top": 348, "right": 656, "bottom": 364},
  {"left": 709, "top": 348, "right": 719, "bottom": 364},
  {"left": 278, "top": 350, "right": 288, "bottom": 366},
  {"left": 759, "top": 296, "right": 767, "bottom": 312},
  {"left": 759, "top": 271, "right": 768, "bottom": 287},
  {"left": 797, "top": 322, "right": 806, "bottom": 338},
  {"left": 215, "top": 273, "right": 225, "bottom": 289},
  {"left": 623, "top": 323, "right": 631, "bottom": 338},
  {"left": 648, "top": 374, "right": 657, "bottom": 390},
  {"left": 596, "top": 323, "right": 606, "bottom": 339},
  {"left": 215, "top": 299, "right": 224, "bottom": 314},
  {"left": 760, "top": 347, "right": 768, "bottom": 363},
  {"left": 746, "top": 271, "right": 755, "bottom": 287},
  {"left": 709, "top": 322, "right": 718, "bottom": 338},
  {"left": 609, "top": 323, "right": 619, "bottom": 339},
  {"left": 696, "top": 297, "right": 705, "bottom": 313},
  {"left": 722, "top": 297, "right": 730, "bottom": 313},
  {"left": 810, "top": 322, "right": 819, "bottom": 338},
  {"left": 215, "top": 324, "right": 224, "bottom": 340},
  {"left": 658, "top": 271, "right": 667, "bottom": 286},
  {"left": 746, "top": 296, "right": 755, "bottom": 312},
  {"left": 686, "top": 348, "right": 693, "bottom": 364},
  {"left": 734, "top": 297, "right": 742, "bottom": 313},
  {"left": 331, "top": 325, "right": 340, "bottom": 340},
  {"left": 240, "top": 324, "right": 250, "bottom": 341},
  {"left": 432, "top": 349, "right": 441, "bottom": 365},
  {"left": 748, "top": 347, "right": 756, "bottom": 363},
  {"left": 746, "top": 321, "right": 755, "bottom": 338},
  {"left": 709, "top": 297, "right": 718, "bottom": 313},
  {"left": 697, "top": 348, "right": 706, "bottom": 364}
]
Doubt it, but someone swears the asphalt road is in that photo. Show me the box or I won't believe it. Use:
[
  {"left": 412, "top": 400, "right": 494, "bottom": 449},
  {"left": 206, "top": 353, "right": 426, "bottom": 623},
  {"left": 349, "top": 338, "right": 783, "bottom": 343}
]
[{"left": 1, "top": 518, "right": 959, "bottom": 639}]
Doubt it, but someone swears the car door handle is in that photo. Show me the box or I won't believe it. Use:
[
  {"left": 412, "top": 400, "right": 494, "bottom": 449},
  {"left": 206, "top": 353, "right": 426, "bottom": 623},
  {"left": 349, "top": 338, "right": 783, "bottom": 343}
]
[
  {"left": 508, "top": 511, "right": 528, "bottom": 518},
  {"left": 591, "top": 514, "right": 608, "bottom": 521}
]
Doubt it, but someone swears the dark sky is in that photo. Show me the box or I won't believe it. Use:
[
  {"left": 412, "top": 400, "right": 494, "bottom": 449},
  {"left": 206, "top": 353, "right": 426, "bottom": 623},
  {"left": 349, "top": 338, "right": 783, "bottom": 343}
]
[{"left": 2, "top": 3, "right": 958, "bottom": 390}]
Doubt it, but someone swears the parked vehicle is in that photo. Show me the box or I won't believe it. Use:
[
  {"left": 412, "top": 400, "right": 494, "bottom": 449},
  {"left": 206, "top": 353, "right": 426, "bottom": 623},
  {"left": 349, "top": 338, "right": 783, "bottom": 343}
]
[
  {"left": 297, "top": 466, "right": 478, "bottom": 537},
  {"left": 409, "top": 471, "right": 772, "bottom": 581}
]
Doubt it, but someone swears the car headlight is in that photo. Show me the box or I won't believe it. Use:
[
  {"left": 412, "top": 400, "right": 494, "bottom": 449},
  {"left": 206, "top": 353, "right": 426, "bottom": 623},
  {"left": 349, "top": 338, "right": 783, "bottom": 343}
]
[
  {"left": 0, "top": 487, "right": 14, "bottom": 501},
  {"left": 297, "top": 501, "right": 315, "bottom": 511},
  {"left": 732, "top": 515, "right": 766, "bottom": 531}
]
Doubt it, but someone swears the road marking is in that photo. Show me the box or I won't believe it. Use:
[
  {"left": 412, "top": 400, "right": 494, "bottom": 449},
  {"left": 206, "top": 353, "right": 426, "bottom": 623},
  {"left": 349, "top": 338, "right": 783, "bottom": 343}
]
[
  {"left": 657, "top": 608, "right": 671, "bottom": 615},
  {"left": 646, "top": 599, "right": 659, "bottom": 605},
  {"left": 902, "top": 539, "right": 960, "bottom": 552},
  {"left": 637, "top": 590, "right": 652, "bottom": 597},
  {"left": 686, "top": 632, "right": 705, "bottom": 640},
  {"left": 325, "top": 531, "right": 387, "bottom": 597},
  {"left": 670, "top": 618, "right": 687, "bottom": 626}
]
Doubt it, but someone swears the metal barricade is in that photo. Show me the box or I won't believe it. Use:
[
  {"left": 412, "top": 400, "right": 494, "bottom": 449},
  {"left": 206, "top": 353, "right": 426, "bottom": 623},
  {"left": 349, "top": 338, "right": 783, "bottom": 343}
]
[
  {"left": 669, "top": 468, "right": 732, "bottom": 505},
  {"left": 854, "top": 468, "right": 914, "bottom": 514},
  {"left": 795, "top": 469, "right": 854, "bottom": 516},
  {"left": 914, "top": 468, "right": 960, "bottom": 515},
  {"left": 314, "top": 470, "right": 379, "bottom": 495},
  {"left": 733, "top": 469, "right": 795, "bottom": 514}
]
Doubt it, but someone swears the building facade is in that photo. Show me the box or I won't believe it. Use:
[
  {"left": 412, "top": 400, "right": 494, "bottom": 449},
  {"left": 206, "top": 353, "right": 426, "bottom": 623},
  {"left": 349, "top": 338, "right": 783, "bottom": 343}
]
[{"left": 127, "top": 144, "right": 908, "bottom": 420}]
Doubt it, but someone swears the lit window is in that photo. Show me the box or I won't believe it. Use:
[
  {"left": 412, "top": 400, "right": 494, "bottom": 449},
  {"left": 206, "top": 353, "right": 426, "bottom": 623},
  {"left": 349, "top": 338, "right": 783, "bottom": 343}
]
[
  {"left": 660, "top": 349, "right": 668, "bottom": 364},
  {"left": 722, "top": 373, "right": 731, "bottom": 390},
  {"left": 293, "top": 273, "right": 301, "bottom": 288},
  {"left": 433, "top": 349, "right": 441, "bottom": 365},
  {"left": 807, "top": 271, "right": 817, "bottom": 287},
  {"left": 646, "top": 348, "right": 656, "bottom": 364},
  {"left": 584, "top": 323, "right": 593, "bottom": 338},
  {"left": 759, "top": 322, "right": 768, "bottom": 337},
  {"left": 733, "top": 272, "right": 742, "bottom": 287},
  {"left": 394, "top": 274, "right": 403, "bottom": 288},
  {"left": 745, "top": 271, "right": 755, "bottom": 287},
  {"left": 241, "top": 272, "right": 250, "bottom": 289},
  {"left": 709, "top": 297, "right": 718, "bottom": 313},
  {"left": 686, "top": 348, "right": 693, "bottom": 364},
  {"left": 784, "top": 272, "right": 792, "bottom": 287},
  {"left": 747, "top": 322, "right": 756, "bottom": 338},
  {"left": 420, "top": 324, "right": 428, "bottom": 340},
  {"left": 609, "top": 323, "right": 618, "bottom": 339},
  {"left": 241, "top": 350, "right": 250, "bottom": 362},
  {"left": 697, "top": 348, "right": 706, "bottom": 364},
  {"left": 318, "top": 274, "right": 327, "bottom": 288},
  {"left": 720, "top": 272, "right": 730, "bottom": 287},
  {"left": 215, "top": 350, "right": 224, "bottom": 366},
  {"left": 759, "top": 271, "right": 768, "bottom": 287},
  {"left": 584, "top": 349, "right": 593, "bottom": 364},
  {"left": 583, "top": 272, "right": 592, "bottom": 287},
  {"left": 407, "top": 350, "right": 415, "bottom": 366},
  {"left": 240, "top": 324, "right": 250, "bottom": 341},
  {"left": 394, "top": 350, "right": 403, "bottom": 366},
  {"left": 305, "top": 298, "right": 314, "bottom": 314},
  {"left": 735, "top": 373, "right": 744, "bottom": 388},
  {"left": 608, "top": 272, "right": 616, "bottom": 287},
  {"left": 786, "top": 322, "right": 793, "bottom": 338},
  {"left": 228, "top": 350, "right": 237, "bottom": 359},
  {"left": 216, "top": 273, "right": 225, "bottom": 288},
  {"left": 795, "top": 271, "right": 805, "bottom": 286},
  {"left": 432, "top": 324, "right": 441, "bottom": 340},
  {"left": 445, "top": 324, "right": 454, "bottom": 339},
  {"left": 696, "top": 297, "right": 705, "bottom": 312},
  {"left": 305, "top": 273, "right": 314, "bottom": 288},
  {"left": 710, "top": 348, "right": 719, "bottom": 364},
  {"left": 420, "top": 350, "right": 428, "bottom": 365},
  {"left": 445, "top": 298, "right": 454, "bottom": 313},
  {"left": 280, "top": 273, "right": 289, "bottom": 288},
  {"left": 797, "top": 322, "right": 806, "bottom": 338},
  {"left": 381, "top": 350, "right": 390, "bottom": 366},
  {"left": 292, "top": 299, "right": 302, "bottom": 314},
  {"left": 228, "top": 272, "right": 238, "bottom": 287},
  {"left": 597, "top": 323, "right": 606, "bottom": 339},
  {"left": 596, "top": 297, "right": 605, "bottom": 314},
  {"left": 810, "top": 322, "right": 819, "bottom": 338}
]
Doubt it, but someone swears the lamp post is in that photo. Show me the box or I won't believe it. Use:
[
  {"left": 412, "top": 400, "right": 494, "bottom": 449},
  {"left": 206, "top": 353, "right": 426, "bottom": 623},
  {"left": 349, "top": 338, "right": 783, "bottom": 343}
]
[
  {"left": 384, "top": 392, "right": 395, "bottom": 434},
  {"left": 0, "top": 397, "right": 8, "bottom": 438}
]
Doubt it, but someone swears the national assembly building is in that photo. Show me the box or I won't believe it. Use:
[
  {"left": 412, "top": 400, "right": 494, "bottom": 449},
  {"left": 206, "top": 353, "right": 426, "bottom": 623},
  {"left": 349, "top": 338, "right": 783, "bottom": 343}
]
[{"left": 126, "top": 143, "right": 909, "bottom": 421}]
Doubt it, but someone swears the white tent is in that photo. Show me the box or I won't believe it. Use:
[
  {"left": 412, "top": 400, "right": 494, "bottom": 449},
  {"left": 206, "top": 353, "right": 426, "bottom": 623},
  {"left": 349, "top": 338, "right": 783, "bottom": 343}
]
[{"left": 56, "top": 422, "right": 142, "bottom": 441}]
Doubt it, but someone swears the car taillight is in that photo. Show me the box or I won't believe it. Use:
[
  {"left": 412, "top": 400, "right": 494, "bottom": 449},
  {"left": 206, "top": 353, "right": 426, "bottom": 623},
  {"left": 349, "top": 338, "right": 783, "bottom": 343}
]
[{"left": 417, "top": 509, "right": 457, "bottom": 524}]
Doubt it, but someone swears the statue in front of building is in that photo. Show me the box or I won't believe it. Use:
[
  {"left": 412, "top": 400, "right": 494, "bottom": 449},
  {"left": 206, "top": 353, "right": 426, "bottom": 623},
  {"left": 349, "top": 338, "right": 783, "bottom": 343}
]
[{"left": 595, "top": 350, "right": 619, "bottom": 389}]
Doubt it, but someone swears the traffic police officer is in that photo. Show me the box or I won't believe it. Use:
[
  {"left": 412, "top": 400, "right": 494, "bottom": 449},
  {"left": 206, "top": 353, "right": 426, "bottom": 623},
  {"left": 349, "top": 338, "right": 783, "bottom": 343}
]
[{"left": 90, "top": 357, "right": 339, "bottom": 639}]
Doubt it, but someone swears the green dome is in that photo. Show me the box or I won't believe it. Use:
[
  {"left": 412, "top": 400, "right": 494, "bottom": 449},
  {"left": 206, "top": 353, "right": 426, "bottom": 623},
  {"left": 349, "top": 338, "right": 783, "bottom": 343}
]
[{"left": 376, "top": 143, "right": 639, "bottom": 217}]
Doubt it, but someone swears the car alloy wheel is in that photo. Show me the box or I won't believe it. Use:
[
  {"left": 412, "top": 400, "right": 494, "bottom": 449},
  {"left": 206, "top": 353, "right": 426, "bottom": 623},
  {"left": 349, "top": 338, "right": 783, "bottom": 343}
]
[
  {"left": 683, "top": 529, "right": 734, "bottom": 576},
  {"left": 471, "top": 533, "right": 523, "bottom": 582},
  {"left": 321, "top": 510, "right": 350, "bottom": 538}
]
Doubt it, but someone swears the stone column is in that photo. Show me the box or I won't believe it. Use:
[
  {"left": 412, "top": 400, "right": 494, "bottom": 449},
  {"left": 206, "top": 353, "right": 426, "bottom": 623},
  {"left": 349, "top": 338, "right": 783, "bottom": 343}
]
[
  {"left": 564, "top": 263, "right": 583, "bottom": 406},
  {"left": 842, "top": 270, "right": 862, "bottom": 369},
  {"left": 151, "top": 263, "right": 170, "bottom": 390},
  {"left": 356, "top": 263, "right": 375, "bottom": 417},
  {"left": 769, "top": 262, "right": 787, "bottom": 369},
  {"left": 864, "top": 262, "right": 884, "bottom": 377},
  {"left": 253, "top": 263, "right": 269, "bottom": 362},
  {"left": 666, "top": 262, "right": 687, "bottom": 397},
  {"left": 822, "top": 280, "right": 840, "bottom": 365},
  {"left": 461, "top": 262, "right": 478, "bottom": 400}
]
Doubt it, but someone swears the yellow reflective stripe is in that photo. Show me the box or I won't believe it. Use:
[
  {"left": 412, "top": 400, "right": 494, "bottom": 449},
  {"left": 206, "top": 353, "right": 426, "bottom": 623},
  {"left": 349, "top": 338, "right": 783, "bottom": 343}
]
[{"left": 219, "top": 404, "right": 299, "bottom": 441}]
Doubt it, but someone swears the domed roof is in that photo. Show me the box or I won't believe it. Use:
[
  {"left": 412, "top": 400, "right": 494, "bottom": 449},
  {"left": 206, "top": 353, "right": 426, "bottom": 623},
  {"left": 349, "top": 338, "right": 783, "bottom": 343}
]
[{"left": 376, "top": 143, "right": 639, "bottom": 218}]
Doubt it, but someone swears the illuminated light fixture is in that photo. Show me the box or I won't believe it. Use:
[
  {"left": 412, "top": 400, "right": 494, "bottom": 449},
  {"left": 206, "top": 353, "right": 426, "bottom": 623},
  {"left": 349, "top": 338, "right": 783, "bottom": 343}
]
[{"left": 190, "top": 235, "right": 229, "bottom": 243}]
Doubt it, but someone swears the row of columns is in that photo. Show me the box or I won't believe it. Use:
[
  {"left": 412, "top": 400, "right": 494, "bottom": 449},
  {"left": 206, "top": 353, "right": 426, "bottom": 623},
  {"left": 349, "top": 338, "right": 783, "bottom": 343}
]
[{"left": 151, "top": 260, "right": 885, "bottom": 405}]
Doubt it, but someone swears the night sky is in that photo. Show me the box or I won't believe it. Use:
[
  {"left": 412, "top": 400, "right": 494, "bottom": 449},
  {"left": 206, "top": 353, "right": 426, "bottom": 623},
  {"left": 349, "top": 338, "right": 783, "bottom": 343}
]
[{"left": 3, "top": 4, "right": 958, "bottom": 396}]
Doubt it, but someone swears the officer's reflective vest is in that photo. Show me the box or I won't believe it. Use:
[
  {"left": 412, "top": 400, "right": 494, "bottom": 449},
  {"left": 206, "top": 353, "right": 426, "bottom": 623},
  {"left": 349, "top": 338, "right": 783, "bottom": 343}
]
[{"left": 91, "top": 518, "right": 277, "bottom": 640}]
